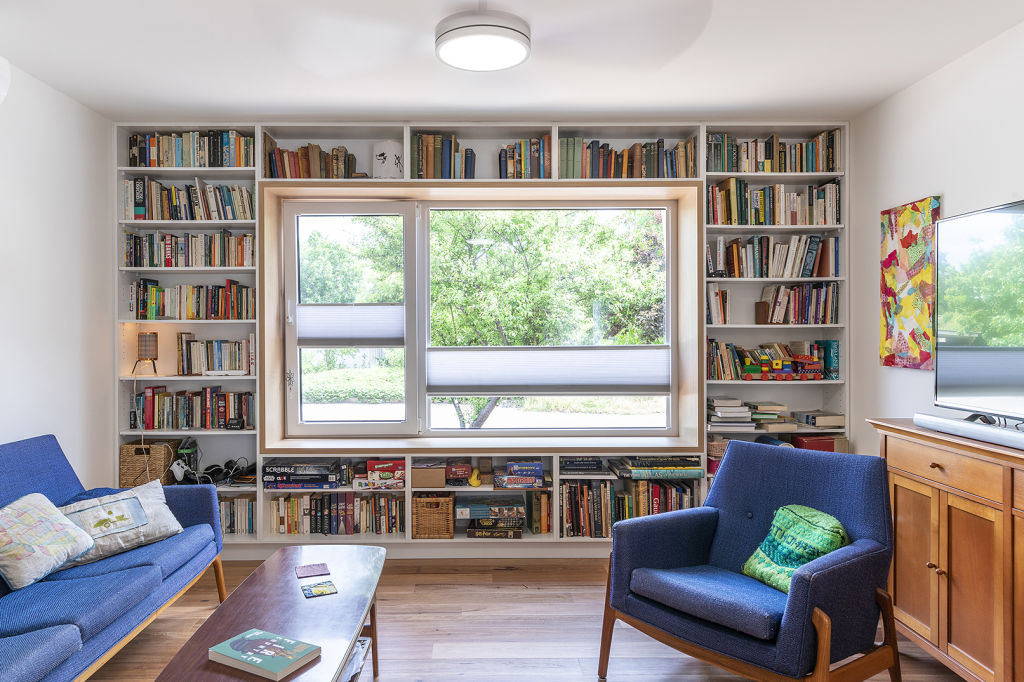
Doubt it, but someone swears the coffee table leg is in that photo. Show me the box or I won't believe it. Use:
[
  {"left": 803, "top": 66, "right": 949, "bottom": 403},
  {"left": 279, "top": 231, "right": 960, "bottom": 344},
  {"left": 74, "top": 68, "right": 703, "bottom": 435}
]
[{"left": 369, "top": 598, "right": 379, "bottom": 678}]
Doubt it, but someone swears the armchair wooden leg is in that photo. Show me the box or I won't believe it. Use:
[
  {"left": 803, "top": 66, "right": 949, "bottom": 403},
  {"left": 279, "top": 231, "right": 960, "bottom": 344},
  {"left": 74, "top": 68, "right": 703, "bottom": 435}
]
[
  {"left": 598, "top": 563, "right": 616, "bottom": 680},
  {"left": 212, "top": 555, "right": 227, "bottom": 603},
  {"left": 876, "top": 589, "right": 902, "bottom": 682},
  {"left": 809, "top": 607, "right": 833, "bottom": 682}
]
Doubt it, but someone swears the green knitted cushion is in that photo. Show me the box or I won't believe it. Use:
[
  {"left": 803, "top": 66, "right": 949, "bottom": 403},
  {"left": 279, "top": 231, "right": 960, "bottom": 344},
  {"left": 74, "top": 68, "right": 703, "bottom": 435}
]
[{"left": 742, "top": 504, "right": 850, "bottom": 593}]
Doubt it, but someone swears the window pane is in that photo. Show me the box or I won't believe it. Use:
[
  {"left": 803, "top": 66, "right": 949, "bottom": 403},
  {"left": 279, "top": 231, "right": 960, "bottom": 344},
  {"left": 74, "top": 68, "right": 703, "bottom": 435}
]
[
  {"left": 429, "top": 396, "right": 668, "bottom": 430},
  {"left": 429, "top": 208, "right": 666, "bottom": 347},
  {"left": 299, "top": 348, "right": 405, "bottom": 423},
  {"left": 297, "top": 214, "right": 404, "bottom": 305}
]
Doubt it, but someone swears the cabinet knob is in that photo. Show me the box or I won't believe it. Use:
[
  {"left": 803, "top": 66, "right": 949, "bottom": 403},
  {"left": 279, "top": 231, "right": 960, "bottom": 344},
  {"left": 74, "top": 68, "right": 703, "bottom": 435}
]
[
  {"left": 934, "top": 568, "right": 946, "bottom": 576},
  {"left": 929, "top": 462, "right": 943, "bottom": 470},
  {"left": 925, "top": 561, "right": 937, "bottom": 569}
]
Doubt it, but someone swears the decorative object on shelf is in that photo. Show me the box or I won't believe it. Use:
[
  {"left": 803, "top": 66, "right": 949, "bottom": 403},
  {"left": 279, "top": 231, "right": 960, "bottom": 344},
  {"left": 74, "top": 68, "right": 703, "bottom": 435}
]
[
  {"left": 879, "top": 195, "right": 940, "bottom": 369},
  {"left": 133, "top": 331, "right": 159, "bottom": 375},
  {"left": 371, "top": 140, "right": 403, "bottom": 179},
  {"left": 435, "top": 8, "right": 530, "bottom": 71}
]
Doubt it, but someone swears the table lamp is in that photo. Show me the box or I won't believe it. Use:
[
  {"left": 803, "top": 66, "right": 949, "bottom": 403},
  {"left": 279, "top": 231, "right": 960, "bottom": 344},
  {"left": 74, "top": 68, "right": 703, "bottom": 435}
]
[{"left": 133, "top": 331, "right": 159, "bottom": 375}]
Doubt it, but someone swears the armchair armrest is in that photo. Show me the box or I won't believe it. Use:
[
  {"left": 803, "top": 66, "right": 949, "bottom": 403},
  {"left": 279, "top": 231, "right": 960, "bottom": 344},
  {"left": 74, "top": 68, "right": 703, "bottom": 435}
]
[
  {"left": 774, "top": 538, "right": 892, "bottom": 677},
  {"left": 609, "top": 507, "right": 718, "bottom": 610},
  {"left": 163, "top": 484, "right": 223, "bottom": 552}
]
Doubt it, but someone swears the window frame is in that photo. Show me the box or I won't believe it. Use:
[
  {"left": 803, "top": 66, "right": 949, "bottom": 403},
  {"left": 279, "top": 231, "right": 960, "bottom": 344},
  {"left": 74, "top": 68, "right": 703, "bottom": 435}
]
[{"left": 281, "top": 200, "right": 420, "bottom": 437}]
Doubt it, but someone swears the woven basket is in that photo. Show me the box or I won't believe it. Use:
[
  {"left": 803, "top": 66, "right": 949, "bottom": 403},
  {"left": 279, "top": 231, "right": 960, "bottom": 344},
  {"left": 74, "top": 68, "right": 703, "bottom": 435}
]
[
  {"left": 412, "top": 493, "right": 454, "bottom": 539},
  {"left": 119, "top": 439, "right": 181, "bottom": 487},
  {"left": 707, "top": 438, "right": 730, "bottom": 460}
]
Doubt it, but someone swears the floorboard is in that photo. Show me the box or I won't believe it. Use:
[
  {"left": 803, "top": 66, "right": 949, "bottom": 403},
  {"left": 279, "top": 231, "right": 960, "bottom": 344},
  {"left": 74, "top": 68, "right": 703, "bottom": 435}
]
[{"left": 89, "top": 558, "right": 962, "bottom": 681}]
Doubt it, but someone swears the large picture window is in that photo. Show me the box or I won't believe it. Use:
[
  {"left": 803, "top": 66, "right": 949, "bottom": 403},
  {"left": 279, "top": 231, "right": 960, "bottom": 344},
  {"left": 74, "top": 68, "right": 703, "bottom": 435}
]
[{"left": 282, "top": 200, "right": 677, "bottom": 437}]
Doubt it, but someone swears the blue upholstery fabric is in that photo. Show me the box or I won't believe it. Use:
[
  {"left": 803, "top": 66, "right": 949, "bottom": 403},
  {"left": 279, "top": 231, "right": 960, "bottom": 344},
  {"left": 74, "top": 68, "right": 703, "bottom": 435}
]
[
  {"left": 610, "top": 507, "right": 718, "bottom": 611},
  {"left": 45, "top": 524, "right": 215, "bottom": 580},
  {"left": 164, "top": 485, "right": 223, "bottom": 553},
  {"left": 0, "top": 566, "right": 159, "bottom": 640},
  {"left": 609, "top": 441, "right": 893, "bottom": 678},
  {"left": 0, "top": 625, "right": 82, "bottom": 682},
  {"left": 41, "top": 543, "right": 218, "bottom": 682},
  {"left": 60, "top": 488, "right": 122, "bottom": 505},
  {"left": 631, "top": 565, "right": 788, "bottom": 640},
  {"left": 0, "top": 435, "right": 84, "bottom": 508}
]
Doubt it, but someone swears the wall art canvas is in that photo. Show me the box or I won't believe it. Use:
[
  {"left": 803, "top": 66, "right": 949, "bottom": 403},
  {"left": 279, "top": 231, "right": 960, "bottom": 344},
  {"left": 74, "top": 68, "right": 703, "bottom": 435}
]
[{"left": 880, "top": 196, "right": 941, "bottom": 369}]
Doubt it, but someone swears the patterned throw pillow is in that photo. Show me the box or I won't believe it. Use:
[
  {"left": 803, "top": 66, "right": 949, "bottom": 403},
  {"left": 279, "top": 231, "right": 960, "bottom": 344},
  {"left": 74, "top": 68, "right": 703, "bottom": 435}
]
[
  {"left": 58, "top": 479, "right": 183, "bottom": 567},
  {"left": 0, "top": 493, "right": 95, "bottom": 590},
  {"left": 742, "top": 504, "right": 850, "bottom": 593}
]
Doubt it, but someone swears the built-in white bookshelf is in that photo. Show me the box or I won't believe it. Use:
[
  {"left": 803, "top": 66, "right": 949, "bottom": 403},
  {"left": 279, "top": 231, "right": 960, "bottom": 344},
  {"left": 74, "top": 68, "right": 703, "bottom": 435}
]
[{"left": 113, "top": 120, "right": 848, "bottom": 557}]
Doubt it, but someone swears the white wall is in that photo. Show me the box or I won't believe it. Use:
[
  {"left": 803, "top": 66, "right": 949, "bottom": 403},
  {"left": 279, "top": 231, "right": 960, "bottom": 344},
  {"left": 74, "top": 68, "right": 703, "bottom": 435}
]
[
  {"left": 0, "top": 65, "right": 113, "bottom": 487},
  {"left": 849, "top": 21, "right": 1024, "bottom": 453}
]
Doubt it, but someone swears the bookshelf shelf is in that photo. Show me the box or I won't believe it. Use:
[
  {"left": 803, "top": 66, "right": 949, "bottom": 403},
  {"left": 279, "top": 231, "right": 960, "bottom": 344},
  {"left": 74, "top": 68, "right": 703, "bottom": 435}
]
[
  {"left": 705, "top": 380, "right": 845, "bottom": 385},
  {"left": 706, "top": 277, "right": 844, "bottom": 283},
  {"left": 118, "top": 375, "right": 255, "bottom": 381},
  {"left": 118, "top": 220, "right": 256, "bottom": 227},
  {"left": 705, "top": 171, "right": 844, "bottom": 182},
  {"left": 706, "top": 224, "right": 844, "bottom": 233},
  {"left": 222, "top": 534, "right": 260, "bottom": 544},
  {"left": 118, "top": 319, "right": 256, "bottom": 325},
  {"left": 117, "top": 166, "right": 258, "bottom": 174},
  {"left": 118, "top": 429, "right": 257, "bottom": 436},
  {"left": 706, "top": 324, "right": 843, "bottom": 329},
  {"left": 708, "top": 426, "right": 846, "bottom": 435},
  {"left": 119, "top": 267, "right": 257, "bottom": 274}
]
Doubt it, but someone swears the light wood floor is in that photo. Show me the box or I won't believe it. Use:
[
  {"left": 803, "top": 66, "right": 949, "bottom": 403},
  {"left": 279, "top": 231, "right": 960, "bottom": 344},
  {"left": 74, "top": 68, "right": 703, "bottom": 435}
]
[{"left": 91, "top": 559, "right": 961, "bottom": 681}]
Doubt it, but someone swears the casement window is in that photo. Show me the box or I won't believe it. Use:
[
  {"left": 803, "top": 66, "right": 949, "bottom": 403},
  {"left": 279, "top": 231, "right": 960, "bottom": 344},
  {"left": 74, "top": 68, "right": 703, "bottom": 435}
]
[{"left": 281, "top": 200, "right": 678, "bottom": 438}]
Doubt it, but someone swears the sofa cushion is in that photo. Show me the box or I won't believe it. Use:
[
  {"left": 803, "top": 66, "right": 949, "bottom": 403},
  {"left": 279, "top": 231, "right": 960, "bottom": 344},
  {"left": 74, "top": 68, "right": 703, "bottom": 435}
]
[
  {"left": 630, "top": 564, "right": 788, "bottom": 640},
  {"left": 58, "top": 481, "right": 183, "bottom": 568},
  {"left": 47, "top": 524, "right": 215, "bottom": 580},
  {"left": 61, "top": 488, "right": 122, "bottom": 505},
  {"left": 0, "top": 435, "right": 84, "bottom": 509},
  {"left": 0, "top": 565, "right": 159, "bottom": 640},
  {"left": 0, "top": 624, "right": 82, "bottom": 682},
  {"left": 0, "top": 493, "right": 95, "bottom": 590},
  {"left": 743, "top": 504, "right": 850, "bottom": 593}
]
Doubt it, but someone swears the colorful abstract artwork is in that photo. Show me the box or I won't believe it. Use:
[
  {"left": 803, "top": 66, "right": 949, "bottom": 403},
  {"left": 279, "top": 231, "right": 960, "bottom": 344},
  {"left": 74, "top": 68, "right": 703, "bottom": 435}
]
[{"left": 880, "top": 196, "right": 941, "bottom": 369}]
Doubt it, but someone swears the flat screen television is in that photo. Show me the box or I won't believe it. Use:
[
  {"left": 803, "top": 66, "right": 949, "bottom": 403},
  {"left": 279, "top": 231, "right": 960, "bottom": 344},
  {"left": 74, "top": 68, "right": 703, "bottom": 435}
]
[{"left": 935, "top": 198, "right": 1024, "bottom": 421}]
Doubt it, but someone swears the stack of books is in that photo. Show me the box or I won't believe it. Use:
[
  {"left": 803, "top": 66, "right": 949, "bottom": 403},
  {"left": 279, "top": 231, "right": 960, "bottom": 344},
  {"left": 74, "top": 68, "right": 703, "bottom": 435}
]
[
  {"left": 707, "top": 396, "right": 755, "bottom": 432},
  {"left": 559, "top": 456, "right": 605, "bottom": 475},
  {"left": 608, "top": 455, "right": 703, "bottom": 479},
  {"left": 746, "top": 401, "right": 799, "bottom": 432},
  {"left": 792, "top": 410, "right": 846, "bottom": 429}
]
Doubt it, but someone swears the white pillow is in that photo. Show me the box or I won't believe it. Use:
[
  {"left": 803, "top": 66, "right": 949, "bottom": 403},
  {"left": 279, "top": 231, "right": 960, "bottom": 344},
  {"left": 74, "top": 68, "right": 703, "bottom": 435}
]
[
  {"left": 59, "top": 480, "right": 183, "bottom": 567},
  {"left": 0, "top": 493, "right": 95, "bottom": 589}
]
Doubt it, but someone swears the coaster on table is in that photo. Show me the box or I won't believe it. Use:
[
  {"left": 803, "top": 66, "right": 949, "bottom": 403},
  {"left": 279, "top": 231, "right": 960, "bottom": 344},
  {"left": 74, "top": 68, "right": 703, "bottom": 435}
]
[
  {"left": 294, "top": 563, "right": 329, "bottom": 579},
  {"left": 301, "top": 580, "right": 338, "bottom": 599}
]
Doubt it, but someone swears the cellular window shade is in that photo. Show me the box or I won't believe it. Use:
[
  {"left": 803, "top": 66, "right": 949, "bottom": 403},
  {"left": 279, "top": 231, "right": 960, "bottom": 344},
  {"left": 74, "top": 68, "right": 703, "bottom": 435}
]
[
  {"left": 296, "top": 304, "right": 404, "bottom": 347},
  {"left": 426, "top": 346, "right": 671, "bottom": 395}
]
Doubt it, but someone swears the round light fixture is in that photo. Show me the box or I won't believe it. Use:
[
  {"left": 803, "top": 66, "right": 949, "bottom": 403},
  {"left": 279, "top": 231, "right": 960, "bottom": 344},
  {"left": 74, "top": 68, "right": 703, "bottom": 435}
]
[{"left": 435, "top": 10, "right": 530, "bottom": 72}]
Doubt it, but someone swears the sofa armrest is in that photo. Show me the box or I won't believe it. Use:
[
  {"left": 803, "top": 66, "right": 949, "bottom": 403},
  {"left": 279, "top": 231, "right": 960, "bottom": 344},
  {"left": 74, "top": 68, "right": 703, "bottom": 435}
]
[
  {"left": 163, "top": 485, "right": 223, "bottom": 552},
  {"left": 609, "top": 507, "right": 719, "bottom": 611},
  {"left": 774, "top": 538, "right": 892, "bottom": 677}
]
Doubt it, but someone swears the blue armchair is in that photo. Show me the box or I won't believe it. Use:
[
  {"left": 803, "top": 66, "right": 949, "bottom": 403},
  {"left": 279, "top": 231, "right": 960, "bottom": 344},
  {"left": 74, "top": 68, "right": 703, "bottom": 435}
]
[{"left": 599, "top": 441, "right": 900, "bottom": 681}]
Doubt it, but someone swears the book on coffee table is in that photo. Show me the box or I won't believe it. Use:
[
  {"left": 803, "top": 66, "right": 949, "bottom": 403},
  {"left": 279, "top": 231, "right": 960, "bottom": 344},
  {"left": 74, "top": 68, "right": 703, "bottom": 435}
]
[{"left": 209, "top": 628, "right": 321, "bottom": 680}]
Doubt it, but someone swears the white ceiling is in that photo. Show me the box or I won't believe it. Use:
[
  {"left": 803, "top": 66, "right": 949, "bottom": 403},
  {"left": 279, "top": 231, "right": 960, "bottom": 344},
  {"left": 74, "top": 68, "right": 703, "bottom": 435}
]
[{"left": 2, "top": 0, "right": 1022, "bottom": 122}]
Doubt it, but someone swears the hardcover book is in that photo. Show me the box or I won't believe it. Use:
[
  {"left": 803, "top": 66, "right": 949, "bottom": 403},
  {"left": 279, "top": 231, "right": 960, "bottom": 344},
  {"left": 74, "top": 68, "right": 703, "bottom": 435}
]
[
  {"left": 301, "top": 580, "right": 338, "bottom": 598},
  {"left": 208, "top": 629, "right": 320, "bottom": 680}
]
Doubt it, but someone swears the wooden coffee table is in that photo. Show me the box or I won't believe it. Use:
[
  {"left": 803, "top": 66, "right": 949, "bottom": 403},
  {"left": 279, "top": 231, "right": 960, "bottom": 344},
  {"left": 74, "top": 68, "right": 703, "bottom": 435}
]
[{"left": 157, "top": 545, "right": 386, "bottom": 681}]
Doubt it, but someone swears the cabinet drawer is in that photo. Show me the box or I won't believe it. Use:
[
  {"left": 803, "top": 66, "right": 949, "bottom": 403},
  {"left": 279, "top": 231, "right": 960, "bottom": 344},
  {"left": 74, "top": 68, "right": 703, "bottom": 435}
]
[{"left": 886, "top": 436, "right": 1002, "bottom": 502}]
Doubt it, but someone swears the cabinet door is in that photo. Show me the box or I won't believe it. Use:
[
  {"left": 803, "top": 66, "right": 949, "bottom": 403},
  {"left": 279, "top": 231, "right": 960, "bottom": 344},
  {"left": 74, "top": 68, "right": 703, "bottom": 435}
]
[
  {"left": 1014, "top": 515, "right": 1024, "bottom": 682},
  {"left": 889, "top": 473, "right": 940, "bottom": 644},
  {"left": 941, "top": 492, "right": 1004, "bottom": 682}
]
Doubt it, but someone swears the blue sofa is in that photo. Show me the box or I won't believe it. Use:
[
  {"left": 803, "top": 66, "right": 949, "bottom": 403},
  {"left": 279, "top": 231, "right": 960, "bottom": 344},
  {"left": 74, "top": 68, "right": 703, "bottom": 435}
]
[{"left": 0, "top": 435, "right": 225, "bottom": 682}]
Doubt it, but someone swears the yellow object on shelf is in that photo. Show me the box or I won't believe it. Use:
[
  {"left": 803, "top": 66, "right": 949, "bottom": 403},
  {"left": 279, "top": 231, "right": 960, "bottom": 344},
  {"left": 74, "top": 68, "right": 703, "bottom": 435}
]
[{"left": 469, "top": 468, "right": 481, "bottom": 487}]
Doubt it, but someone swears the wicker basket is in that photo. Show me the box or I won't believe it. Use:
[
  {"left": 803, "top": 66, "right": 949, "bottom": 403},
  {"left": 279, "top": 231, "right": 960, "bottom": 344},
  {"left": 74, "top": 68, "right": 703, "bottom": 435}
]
[
  {"left": 412, "top": 493, "right": 454, "bottom": 539},
  {"left": 119, "top": 439, "right": 182, "bottom": 487},
  {"left": 707, "top": 438, "right": 730, "bottom": 459}
]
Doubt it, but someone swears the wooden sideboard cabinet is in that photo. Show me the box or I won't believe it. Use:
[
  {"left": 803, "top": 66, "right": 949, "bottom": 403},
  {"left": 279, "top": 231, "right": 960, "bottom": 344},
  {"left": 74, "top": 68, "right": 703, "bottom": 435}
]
[{"left": 868, "top": 418, "right": 1023, "bottom": 682}]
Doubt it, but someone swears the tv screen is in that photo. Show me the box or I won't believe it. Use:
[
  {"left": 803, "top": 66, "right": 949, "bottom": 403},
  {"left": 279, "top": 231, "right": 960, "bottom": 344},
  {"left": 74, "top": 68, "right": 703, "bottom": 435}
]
[{"left": 935, "top": 199, "right": 1024, "bottom": 420}]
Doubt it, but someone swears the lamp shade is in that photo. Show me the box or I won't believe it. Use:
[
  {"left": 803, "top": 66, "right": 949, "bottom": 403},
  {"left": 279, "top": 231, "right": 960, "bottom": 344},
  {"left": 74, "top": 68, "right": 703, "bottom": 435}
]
[{"left": 137, "top": 332, "right": 159, "bottom": 361}]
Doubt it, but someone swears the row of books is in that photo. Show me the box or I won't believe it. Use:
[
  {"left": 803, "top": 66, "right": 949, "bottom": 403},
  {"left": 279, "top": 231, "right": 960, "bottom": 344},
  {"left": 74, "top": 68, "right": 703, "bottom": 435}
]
[
  {"left": 707, "top": 179, "right": 841, "bottom": 226},
  {"left": 127, "top": 130, "right": 255, "bottom": 168},
  {"left": 263, "top": 135, "right": 363, "bottom": 179},
  {"left": 706, "top": 129, "right": 841, "bottom": 173},
  {"left": 559, "top": 137, "right": 697, "bottom": 179},
  {"left": 129, "top": 278, "right": 256, "bottom": 320},
  {"left": 176, "top": 332, "right": 255, "bottom": 376},
  {"left": 129, "top": 386, "right": 255, "bottom": 431},
  {"left": 270, "top": 491, "right": 404, "bottom": 535},
  {"left": 411, "top": 133, "right": 477, "bottom": 179},
  {"left": 559, "top": 478, "right": 696, "bottom": 538},
  {"left": 124, "top": 178, "right": 254, "bottom": 221},
  {"left": 710, "top": 433, "right": 850, "bottom": 454},
  {"left": 219, "top": 495, "right": 256, "bottom": 535},
  {"left": 706, "top": 339, "right": 840, "bottom": 381},
  {"left": 709, "top": 234, "right": 839, "bottom": 279},
  {"left": 454, "top": 492, "right": 551, "bottom": 538},
  {"left": 497, "top": 136, "right": 550, "bottom": 179},
  {"left": 123, "top": 230, "right": 254, "bottom": 269},
  {"left": 755, "top": 282, "right": 840, "bottom": 325}
]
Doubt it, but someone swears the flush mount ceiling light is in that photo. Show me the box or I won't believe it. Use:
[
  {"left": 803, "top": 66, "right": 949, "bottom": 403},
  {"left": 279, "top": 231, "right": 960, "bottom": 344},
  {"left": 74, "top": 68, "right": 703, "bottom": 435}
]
[{"left": 435, "top": 9, "right": 530, "bottom": 72}]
